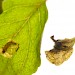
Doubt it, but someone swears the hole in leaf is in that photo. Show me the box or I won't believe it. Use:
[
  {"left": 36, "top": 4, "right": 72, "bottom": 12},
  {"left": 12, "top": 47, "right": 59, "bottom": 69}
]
[{"left": 0, "top": 40, "right": 19, "bottom": 58}]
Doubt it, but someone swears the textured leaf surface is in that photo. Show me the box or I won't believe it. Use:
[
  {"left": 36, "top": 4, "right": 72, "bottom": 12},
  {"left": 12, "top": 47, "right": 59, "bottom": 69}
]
[{"left": 0, "top": 0, "right": 48, "bottom": 75}]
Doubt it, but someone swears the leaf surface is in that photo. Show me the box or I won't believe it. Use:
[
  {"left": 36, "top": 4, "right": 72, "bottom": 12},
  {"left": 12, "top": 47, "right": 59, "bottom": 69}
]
[{"left": 0, "top": 0, "right": 48, "bottom": 75}]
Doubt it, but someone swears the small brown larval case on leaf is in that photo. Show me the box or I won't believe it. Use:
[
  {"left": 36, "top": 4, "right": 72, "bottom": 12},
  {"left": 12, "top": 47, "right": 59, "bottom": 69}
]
[{"left": 45, "top": 36, "right": 75, "bottom": 66}]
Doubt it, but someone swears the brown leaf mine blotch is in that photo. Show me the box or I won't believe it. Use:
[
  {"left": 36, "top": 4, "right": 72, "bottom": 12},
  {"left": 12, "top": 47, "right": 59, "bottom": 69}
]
[
  {"left": 45, "top": 35, "right": 75, "bottom": 66},
  {"left": 0, "top": 40, "right": 19, "bottom": 58}
]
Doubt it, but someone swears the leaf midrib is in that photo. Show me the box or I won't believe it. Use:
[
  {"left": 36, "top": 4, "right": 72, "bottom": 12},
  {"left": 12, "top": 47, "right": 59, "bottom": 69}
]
[{"left": 11, "top": 2, "right": 45, "bottom": 39}]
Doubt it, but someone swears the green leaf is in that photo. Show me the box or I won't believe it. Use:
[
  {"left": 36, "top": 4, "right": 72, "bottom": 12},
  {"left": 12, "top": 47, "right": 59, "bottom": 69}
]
[{"left": 0, "top": 0, "right": 48, "bottom": 75}]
